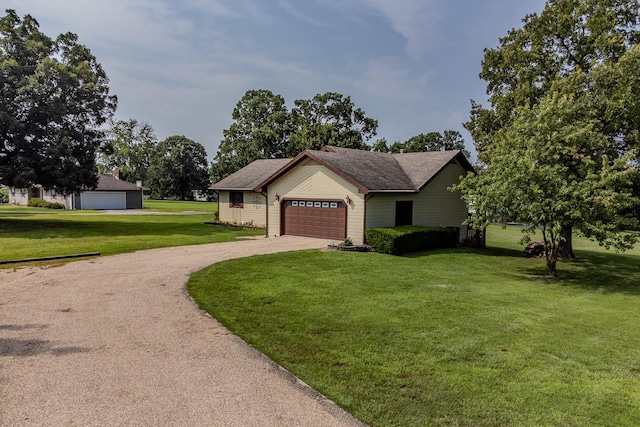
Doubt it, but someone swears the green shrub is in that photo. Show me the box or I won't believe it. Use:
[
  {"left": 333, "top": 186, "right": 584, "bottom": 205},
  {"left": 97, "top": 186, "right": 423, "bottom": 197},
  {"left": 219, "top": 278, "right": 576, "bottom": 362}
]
[
  {"left": 27, "top": 198, "right": 47, "bottom": 208},
  {"left": 365, "top": 226, "right": 458, "bottom": 255},
  {"left": 27, "top": 198, "right": 65, "bottom": 209},
  {"left": 0, "top": 187, "right": 8, "bottom": 203}
]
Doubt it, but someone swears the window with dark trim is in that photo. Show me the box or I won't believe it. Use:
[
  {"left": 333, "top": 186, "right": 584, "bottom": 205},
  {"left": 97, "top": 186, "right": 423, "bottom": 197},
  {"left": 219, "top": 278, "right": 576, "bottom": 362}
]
[
  {"left": 395, "top": 201, "right": 413, "bottom": 226},
  {"left": 229, "top": 191, "right": 244, "bottom": 208}
]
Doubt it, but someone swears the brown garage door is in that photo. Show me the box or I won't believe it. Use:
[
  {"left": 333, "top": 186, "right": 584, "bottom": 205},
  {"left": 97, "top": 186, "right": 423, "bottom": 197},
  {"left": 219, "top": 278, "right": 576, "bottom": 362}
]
[{"left": 282, "top": 200, "right": 347, "bottom": 240}]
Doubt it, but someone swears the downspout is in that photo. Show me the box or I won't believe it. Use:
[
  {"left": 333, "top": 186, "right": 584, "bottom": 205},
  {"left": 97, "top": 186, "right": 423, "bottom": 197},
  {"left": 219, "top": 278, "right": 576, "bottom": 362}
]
[
  {"left": 214, "top": 190, "right": 219, "bottom": 222},
  {"left": 363, "top": 194, "right": 375, "bottom": 244},
  {"left": 260, "top": 191, "right": 269, "bottom": 238}
]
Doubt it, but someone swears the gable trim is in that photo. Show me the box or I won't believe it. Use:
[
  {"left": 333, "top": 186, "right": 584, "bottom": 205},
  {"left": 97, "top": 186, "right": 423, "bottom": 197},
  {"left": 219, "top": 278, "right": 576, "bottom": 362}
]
[
  {"left": 254, "top": 150, "right": 370, "bottom": 194},
  {"left": 415, "top": 152, "right": 475, "bottom": 192}
]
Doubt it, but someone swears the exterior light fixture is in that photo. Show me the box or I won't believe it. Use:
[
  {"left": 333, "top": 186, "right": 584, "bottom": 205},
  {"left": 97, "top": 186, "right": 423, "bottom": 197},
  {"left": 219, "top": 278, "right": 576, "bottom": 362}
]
[{"left": 345, "top": 195, "right": 351, "bottom": 205}]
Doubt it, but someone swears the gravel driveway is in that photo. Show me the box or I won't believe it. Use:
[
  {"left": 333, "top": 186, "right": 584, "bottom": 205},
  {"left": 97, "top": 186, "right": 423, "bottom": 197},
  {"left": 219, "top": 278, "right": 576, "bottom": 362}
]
[{"left": 0, "top": 236, "right": 366, "bottom": 426}]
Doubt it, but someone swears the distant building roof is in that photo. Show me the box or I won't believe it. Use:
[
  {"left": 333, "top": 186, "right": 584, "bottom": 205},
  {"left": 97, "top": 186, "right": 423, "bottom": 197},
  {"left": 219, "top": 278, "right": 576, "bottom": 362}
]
[{"left": 95, "top": 174, "right": 143, "bottom": 191}]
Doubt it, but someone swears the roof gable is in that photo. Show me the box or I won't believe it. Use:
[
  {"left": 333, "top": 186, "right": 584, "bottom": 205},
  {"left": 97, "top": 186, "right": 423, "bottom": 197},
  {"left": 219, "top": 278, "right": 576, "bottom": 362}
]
[
  {"left": 393, "top": 150, "right": 473, "bottom": 191},
  {"left": 210, "top": 158, "right": 291, "bottom": 191},
  {"left": 254, "top": 147, "right": 473, "bottom": 194},
  {"left": 95, "top": 174, "right": 142, "bottom": 191}
]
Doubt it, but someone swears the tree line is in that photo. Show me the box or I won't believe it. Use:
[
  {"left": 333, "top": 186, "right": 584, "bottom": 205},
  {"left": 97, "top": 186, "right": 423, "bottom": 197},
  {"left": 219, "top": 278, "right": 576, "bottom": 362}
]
[
  {"left": 210, "top": 89, "right": 468, "bottom": 181},
  {"left": 3, "top": 2, "right": 640, "bottom": 276},
  {"left": 0, "top": 9, "right": 210, "bottom": 200}
]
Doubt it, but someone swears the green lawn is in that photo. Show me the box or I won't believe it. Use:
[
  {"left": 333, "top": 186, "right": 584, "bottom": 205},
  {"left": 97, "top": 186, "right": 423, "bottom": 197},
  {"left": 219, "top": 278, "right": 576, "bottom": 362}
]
[
  {"left": 143, "top": 199, "right": 217, "bottom": 213},
  {"left": 188, "top": 226, "right": 640, "bottom": 427},
  {"left": 0, "top": 203, "right": 260, "bottom": 263}
]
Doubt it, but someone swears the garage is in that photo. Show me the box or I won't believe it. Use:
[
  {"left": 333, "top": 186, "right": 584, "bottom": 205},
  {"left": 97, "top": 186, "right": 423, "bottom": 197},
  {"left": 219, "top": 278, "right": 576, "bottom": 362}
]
[
  {"left": 80, "top": 192, "right": 127, "bottom": 210},
  {"left": 281, "top": 200, "right": 346, "bottom": 240}
]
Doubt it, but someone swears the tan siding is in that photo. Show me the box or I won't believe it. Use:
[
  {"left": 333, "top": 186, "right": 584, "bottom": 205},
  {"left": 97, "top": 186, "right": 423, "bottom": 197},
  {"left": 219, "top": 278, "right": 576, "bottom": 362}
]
[
  {"left": 217, "top": 191, "right": 267, "bottom": 227},
  {"left": 366, "top": 163, "right": 469, "bottom": 241},
  {"left": 40, "top": 189, "right": 72, "bottom": 209},
  {"left": 267, "top": 161, "right": 366, "bottom": 244},
  {"left": 8, "top": 188, "right": 29, "bottom": 206}
]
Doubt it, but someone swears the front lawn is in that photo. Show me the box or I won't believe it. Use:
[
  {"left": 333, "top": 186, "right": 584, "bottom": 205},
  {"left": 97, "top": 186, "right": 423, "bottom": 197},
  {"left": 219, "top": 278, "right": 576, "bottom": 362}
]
[
  {"left": 0, "top": 203, "right": 261, "bottom": 263},
  {"left": 143, "top": 199, "right": 217, "bottom": 213},
  {"left": 188, "top": 226, "right": 640, "bottom": 426}
]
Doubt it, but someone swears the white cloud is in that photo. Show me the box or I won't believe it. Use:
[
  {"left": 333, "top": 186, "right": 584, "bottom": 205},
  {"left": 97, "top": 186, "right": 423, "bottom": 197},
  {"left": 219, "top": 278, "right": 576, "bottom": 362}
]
[
  {"left": 278, "top": 0, "right": 325, "bottom": 27},
  {"left": 318, "top": 0, "right": 441, "bottom": 58},
  {"left": 353, "top": 59, "right": 429, "bottom": 102}
]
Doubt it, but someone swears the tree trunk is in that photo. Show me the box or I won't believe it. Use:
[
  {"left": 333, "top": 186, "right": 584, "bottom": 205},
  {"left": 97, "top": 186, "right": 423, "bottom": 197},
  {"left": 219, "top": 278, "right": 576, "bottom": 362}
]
[{"left": 558, "top": 225, "right": 575, "bottom": 259}]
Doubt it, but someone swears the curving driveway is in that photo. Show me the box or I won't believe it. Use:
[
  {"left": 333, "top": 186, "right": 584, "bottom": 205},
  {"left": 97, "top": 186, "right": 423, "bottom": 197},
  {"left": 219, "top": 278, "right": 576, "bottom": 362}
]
[{"left": 0, "top": 236, "right": 366, "bottom": 426}]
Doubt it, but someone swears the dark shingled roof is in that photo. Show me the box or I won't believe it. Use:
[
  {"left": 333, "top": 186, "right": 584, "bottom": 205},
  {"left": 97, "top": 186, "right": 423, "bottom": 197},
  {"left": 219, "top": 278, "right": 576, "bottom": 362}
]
[
  {"left": 392, "top": 150, "right": 470, "bottom": 191},
  {"left": 215, "top": 147, "right": 473, "bottom": 194},
  {"left": 96, "top": 174, "right": 143, "bottom": 191},
  {"left": 210, "top": 158, "right": 292, "bottom": 190},
  {"left": 254, "top": 146, "right": 473, "bottom": 194}
]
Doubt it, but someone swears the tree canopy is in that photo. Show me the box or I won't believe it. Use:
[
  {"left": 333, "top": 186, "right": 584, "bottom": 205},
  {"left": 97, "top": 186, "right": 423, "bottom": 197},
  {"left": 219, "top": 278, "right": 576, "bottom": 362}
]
[
  {"left": 0, "top": 9, "right": 117, "bottom": 193},
  {"left": 288, "top": 92, "right": 378, "bottom": 154},
  {"left": 211, "top": 90, "right": 289, "bottom": 182},
  {"left": 97, "top": 118, "right": 157, "bottom": 183},
  {"left": 458, "top": 0, "right": 640, "bottom": 276},
  {"left": 147, "top": 135, "right": 210, "bottom": 200},
  {"left": 373, "top": 130, "right": 470, "bottom": 158},
  {"left": 210, "top": 90, "right": 378, "bottom": 181}
]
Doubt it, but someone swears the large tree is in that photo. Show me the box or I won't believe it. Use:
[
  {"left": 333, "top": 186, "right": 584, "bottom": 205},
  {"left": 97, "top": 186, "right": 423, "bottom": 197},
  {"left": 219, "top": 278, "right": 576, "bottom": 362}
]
[
  {"left": 288, "top": 92, "right": 378, "bottom": 155},
  {"left": 210, "top": 89, "right": 289, "bottom": 182},
  {"left": 379, "top": 130, "right": 471, "bottom": 157},
  {"left": 463, "top": 0, "right": 640, "bottom": 260},
  {"left": 210, "top": 90, "right": 378, "bottom": 182},
  {"left": 0, "top": 9, "right": 117, "bottom": 193},
  {"left": 456, "top": 75, "right": 639, "bottom": 277},
  {"left": 97, "top": 118, "right": 157, "bottom": 183},
  {"left": 147, "top": 135, "right": 210, "bottom": 200}
]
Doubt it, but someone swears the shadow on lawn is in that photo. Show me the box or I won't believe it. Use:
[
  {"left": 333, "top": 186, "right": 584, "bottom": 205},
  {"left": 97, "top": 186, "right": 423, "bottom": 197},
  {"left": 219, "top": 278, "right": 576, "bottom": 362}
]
[
  {"left": 408, "top": 246, "right": 640, "bottom": 295},
  {"left": 561, "top": 251, "right": 640, "bottom": 295},
  {"left": 0, "top": 217, "right": 234, "bottom": 239}
]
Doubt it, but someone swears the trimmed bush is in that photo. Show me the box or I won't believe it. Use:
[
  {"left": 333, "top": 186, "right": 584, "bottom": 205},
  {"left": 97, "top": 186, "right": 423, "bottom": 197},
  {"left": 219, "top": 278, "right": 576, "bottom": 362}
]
[
  {"left": 27, "top": 198, "right": 65, "bottom": 209},
  {"left": 365, "top": 225, "right": 458, "bottom": 255}
]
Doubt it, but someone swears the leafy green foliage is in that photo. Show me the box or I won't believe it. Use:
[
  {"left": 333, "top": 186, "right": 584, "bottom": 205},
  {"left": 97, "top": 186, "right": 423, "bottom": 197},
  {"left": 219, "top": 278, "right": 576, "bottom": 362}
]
[
  {"left": 0, "top": 9, "right": 117, "bottom": 193},
  {"left": 97, "top": 118, "right": 157, "bottom": 183},
  {"left": 388, "top": 130, "right": 470, "bottom": 158},
  {"left": 457, "top": 79, "right": 639, "bottom": 276},
  {"left": 210, "top": 90, "right": 289, "bottom": 182},
  {"left": 0, "top": 186, "right": 7, "bottom": 203},
  {"left": 210, "top": 90, "right": 378, "bottom": 181},
  {"left": 288, "top": 92, "right": 378, "bottom": 154},
  {"left": 147, "top": 135, "right": 210, "bottom": 200},
  {"left": 188, "top": 227, "right": 640, "bottom": 426},
  {"left": 467, "top": 0, "right": 640, "bottom": 161},
  {"left": 365, "top": 226, "right": 458, "bottom": 255},
  {"left": 460, "top": 0, "right": 640, "bottom": 274},
  {"left": 26, "top": 197, "right": 64, "bottom": 209}
]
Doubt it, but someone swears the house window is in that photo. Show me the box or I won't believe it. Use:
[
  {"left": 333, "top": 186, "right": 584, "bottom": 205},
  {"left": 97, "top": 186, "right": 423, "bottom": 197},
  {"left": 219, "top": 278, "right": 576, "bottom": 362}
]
[
  {"left": 229, "top": 191, "right": 244, "bottom": 208},
  {"left": 395, "top": 201, "right": 413, "bottom": 226}
]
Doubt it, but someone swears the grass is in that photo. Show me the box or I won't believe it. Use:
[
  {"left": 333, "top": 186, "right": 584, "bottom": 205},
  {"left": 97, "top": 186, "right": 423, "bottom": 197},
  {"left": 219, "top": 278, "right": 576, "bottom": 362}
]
[
  {"left": 143, "top": 199, "right": 217, "bottom": 213},
  {"left": 188, "top": 225, "right": 640, "bottom": 426},
  {"left": 0, "top": 203, "right": 260, "bottom": 263}
]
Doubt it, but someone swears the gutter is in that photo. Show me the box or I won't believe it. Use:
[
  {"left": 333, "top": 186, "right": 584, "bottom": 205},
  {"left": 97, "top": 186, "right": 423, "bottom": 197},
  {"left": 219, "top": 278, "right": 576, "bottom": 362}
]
[
  {"left": 260, "top": 191, "right": 269, "bottom": 238},
  {"left": 363, "top": 194, "right": 375, "bottom": 244}
]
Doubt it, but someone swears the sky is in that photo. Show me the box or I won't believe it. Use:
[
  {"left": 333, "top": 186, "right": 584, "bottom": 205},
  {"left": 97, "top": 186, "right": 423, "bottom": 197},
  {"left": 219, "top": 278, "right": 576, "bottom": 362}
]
[{"left": 5, "top": 0, "right": 547, "bottom": 162}]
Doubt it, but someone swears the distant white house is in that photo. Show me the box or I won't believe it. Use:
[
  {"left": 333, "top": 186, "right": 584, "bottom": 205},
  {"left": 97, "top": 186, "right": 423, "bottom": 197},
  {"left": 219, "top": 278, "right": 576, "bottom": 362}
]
[{"left": 8, "top": 172, "right": 144, "bottom": 210}]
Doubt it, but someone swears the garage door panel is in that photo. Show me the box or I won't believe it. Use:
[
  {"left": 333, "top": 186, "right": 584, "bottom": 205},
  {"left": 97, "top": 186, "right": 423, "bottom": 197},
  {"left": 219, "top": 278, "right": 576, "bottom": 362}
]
[
  {"left": 81, "top": 192, "right": 126, "bottom": 210},
  {"left": 282, "top": 200, "right": 346, "bottom": 240}
]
